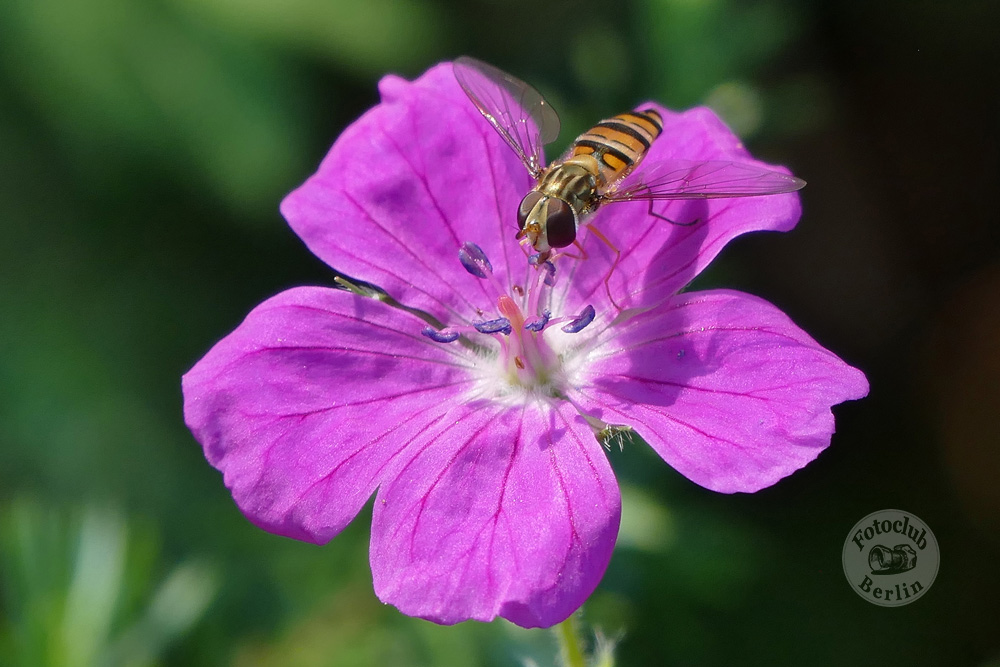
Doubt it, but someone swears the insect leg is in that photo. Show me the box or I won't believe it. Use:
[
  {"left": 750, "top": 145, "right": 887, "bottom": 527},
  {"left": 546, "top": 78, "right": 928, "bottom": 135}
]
[
  {"left": 553, "top": 239, "right": 588, "bottom": 262},
  {"left": 647, "top": 199, "right": 700, "bottom": 226},
  {"left": 586, "top": 225, "right": 626, "bottom": 311}
]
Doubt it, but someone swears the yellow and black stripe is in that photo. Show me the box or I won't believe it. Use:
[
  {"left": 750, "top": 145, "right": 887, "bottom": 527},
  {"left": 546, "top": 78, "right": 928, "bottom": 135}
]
[{"left": 569, "top": 109, "right": 663, "bottom": 187}]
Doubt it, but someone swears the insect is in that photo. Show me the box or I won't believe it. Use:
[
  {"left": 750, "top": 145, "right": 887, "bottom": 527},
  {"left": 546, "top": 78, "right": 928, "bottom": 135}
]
[{"left": 453, "top": 56, "right": 806, "bottom": 263}]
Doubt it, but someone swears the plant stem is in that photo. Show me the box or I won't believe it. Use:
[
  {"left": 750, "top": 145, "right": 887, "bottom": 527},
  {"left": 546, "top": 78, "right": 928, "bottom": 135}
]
[{"left": 555, "top": 615, "right": 586, "bottom": 667}]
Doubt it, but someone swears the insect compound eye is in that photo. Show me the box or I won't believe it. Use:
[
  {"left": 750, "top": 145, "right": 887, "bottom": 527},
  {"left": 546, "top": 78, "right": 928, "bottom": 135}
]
[
  {"left": 517, "top": 191, "right": 544, "bottom": 230},
  {"left": 544, "top": 199, "right": 577, "bottom": 248}
]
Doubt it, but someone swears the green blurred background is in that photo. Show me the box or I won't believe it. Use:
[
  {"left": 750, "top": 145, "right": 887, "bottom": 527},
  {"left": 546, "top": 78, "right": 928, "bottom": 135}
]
[{"left": 2, "top": 0, "right": 998, "bottom": 664}]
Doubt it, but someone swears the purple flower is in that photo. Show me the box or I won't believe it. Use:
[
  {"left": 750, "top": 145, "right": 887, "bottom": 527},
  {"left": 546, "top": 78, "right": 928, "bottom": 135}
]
[{"left": 182, "top": 62, "right": 868, "bottom": 628}]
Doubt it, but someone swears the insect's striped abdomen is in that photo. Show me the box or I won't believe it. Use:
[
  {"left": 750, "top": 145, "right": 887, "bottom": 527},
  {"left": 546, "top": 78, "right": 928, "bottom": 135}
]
[{"left": 569, "top": 109, "right": 663, "bottom": 188}]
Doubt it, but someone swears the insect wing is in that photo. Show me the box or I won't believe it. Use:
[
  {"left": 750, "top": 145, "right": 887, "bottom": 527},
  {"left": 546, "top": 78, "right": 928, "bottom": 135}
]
[
  {"left": 606, "top": 160, "right": 806, "bottom": 201},
  {"left": 453, "top": 56, "right": 560, "bottom": 179}
]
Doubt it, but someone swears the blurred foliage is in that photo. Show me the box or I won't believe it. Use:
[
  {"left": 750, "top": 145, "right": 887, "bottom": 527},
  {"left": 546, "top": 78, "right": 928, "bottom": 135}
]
[
  {"left": 169, "top": 0, "right": 447, "bottom": 74},
  {"left": 0, "top": 501, "right": 217, "bottom": 666},
  {"left": 1, "top": 0, "right": 312, "bottom": 219},
  {"left": 1, "top": 0, "right": 998, "bottom": 665}
]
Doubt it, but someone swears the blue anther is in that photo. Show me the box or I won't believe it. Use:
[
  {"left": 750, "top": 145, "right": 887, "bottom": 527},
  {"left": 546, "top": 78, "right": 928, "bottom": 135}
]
[
  {"left": 542, "top": 260, "right": 556, "bottom": 286},
  {"left": 561, "top": 305, "right": 596, "bottom": 333},
  {"left": 458, "top": 242, "right": 493, "bottom": 279},
  {"left": 527, "top": 254, "right": 556, "bottom": 285},
  {"left": 524, "top": 310, "right": 551, "bottom": 332},
  {"left": 474, "top": 317, "right": 513, "bottom": 336},
  {"left": 421, "top": 327, "right": 460, "bottom": 343}
]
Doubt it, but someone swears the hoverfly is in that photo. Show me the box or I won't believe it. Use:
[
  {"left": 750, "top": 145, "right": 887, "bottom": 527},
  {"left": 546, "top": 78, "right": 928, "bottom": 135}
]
[{"left": 453, "top": 56, "right": 805, "bottom": 261}]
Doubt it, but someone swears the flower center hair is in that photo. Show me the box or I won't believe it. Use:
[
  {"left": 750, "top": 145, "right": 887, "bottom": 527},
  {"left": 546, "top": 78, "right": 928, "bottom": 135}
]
[{"left": 421, "top": 243, "right": 595, "bottom": 402}]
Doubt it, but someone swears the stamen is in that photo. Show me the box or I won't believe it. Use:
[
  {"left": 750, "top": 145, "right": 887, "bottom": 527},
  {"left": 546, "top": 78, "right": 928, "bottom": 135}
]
[
  {"left": 523, "top": 256, "right": 555, "bottom": 317},
  {"left": 474, "top": 317, "right": 513, "bottom": 335},
  {"left": 421, "top": 327, "right": 460, "bottom": 343},
  {"left": 333, "top": 275, "right": 385, "bottom": 299},
  {"left": 545, "top": 262, "right": 557, "bottom": 286},
  {"left": 524, "top": 310, "right": 551, "bottom": 332},
  {"left": 561, "top": 305, "right": 596, "bottom": 333},
  {"left": 336, "top": 276, "right": 447, "bottom": 332},
  {"left": 458, "top": 242, "right": 493, "bottom": 279},
  {"left": 460, "top": 240, "right": 510, "bottom": 303}
]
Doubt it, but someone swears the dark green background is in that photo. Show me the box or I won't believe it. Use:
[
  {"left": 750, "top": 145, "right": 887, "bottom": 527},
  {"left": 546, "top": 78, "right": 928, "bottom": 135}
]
[{"left": 2, "top": 0, "right": 998, "bottom": 664}]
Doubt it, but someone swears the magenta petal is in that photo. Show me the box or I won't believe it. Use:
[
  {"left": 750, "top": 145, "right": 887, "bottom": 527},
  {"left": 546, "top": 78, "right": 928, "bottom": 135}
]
[
  {"left": 280, "top": 64, "right": 533, "bottom": 324},
  {"left": 185, "top": 59, "right": 864, "bottom": 628},
  {"left": 182, "top": 286, "right": 476, "bottom": 543},
  {"left": 560, "top": 107, "right": 803, "bottom": 313},
  {"left": 369, "top": 403, "right": 621, "bottom": 628},
  {"left": 577, "top": 289, "right": 868, "bottom": 492}
]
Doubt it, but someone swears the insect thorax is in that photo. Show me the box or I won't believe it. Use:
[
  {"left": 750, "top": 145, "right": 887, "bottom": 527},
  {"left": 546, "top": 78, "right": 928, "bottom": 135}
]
[{"left": 536, "top": 159, "right": 600, "bottom": 218}]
